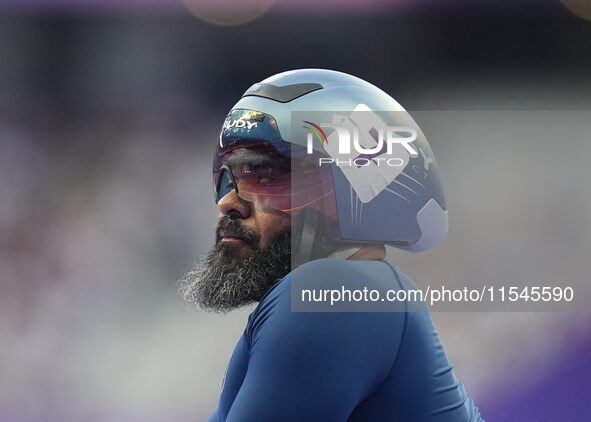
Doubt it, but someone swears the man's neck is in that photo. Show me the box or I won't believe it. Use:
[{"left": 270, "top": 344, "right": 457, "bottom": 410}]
[{"left": 347, "top": 245, "right": 386, "bottom": 261}]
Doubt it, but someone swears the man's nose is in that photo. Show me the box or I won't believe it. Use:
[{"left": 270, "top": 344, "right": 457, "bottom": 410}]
[{"left": 217, "top": 189, "right": 251, "bottom": 218}]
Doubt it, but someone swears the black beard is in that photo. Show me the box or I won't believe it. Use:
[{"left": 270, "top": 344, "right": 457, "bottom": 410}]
[{"left": 178, "top": 216, "right": 291, "bottom": 313}]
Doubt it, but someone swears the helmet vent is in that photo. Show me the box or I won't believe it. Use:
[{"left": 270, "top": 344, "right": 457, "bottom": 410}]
[{"left": 242, "top": 82, "right": 323, "bottom": 103}]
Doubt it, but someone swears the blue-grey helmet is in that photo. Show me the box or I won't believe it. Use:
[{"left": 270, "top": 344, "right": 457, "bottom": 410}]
[{"left": 214, "top": 69, "right": 447, "bottom": 252}]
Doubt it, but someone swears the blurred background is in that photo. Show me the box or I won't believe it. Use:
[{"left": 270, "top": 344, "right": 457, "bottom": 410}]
[{"left": 1, "top": 0, "right": 591, "bottom": 420}]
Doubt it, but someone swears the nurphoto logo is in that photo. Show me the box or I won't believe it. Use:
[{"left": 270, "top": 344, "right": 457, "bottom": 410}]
[{"left": 302, "top": 118, "right": 418, "bottom": 167}]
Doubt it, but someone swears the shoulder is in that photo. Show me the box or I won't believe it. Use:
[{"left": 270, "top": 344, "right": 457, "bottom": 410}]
[
  {"left": 243, "top": 260, "right": 409, "bottom": 383},
  {"left": 246, "top": 258, "right": 408, "bottom": 348},
  {"left": 254, "top": 258, "right": 404, "bottom": 311}
]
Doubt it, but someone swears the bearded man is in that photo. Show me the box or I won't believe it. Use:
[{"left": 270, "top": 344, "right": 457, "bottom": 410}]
[{"left": 180, "top": 69, "right": 483, "bottom": 422}]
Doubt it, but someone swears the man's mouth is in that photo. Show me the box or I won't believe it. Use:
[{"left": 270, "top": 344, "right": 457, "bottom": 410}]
[{"left": 219, "top": 229, "right": 246, "bottom": 242}]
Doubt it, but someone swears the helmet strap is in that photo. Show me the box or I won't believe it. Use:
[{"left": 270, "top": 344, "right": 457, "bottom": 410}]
[{"left": 295, "top": 207, "right": 318, "bottom": 264}]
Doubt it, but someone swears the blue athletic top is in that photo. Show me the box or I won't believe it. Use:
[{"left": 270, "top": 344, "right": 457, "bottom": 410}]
[{"left": 207, "top": 259, "right": 483, "bottom": 421}]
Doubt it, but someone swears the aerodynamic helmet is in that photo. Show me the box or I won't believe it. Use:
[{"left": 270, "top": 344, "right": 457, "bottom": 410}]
[{"left": 213, "top": 69, "right": 447, "bottom": 253}]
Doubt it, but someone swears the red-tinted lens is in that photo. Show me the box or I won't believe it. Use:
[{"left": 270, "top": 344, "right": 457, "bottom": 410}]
[{"left": 214, "top": 148, "right": 336, "bottom": 218}]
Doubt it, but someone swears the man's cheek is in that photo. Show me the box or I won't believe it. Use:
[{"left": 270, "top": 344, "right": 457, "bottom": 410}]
[{"left": 254, "top": 201, "right": 277, "bottom": 214}]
